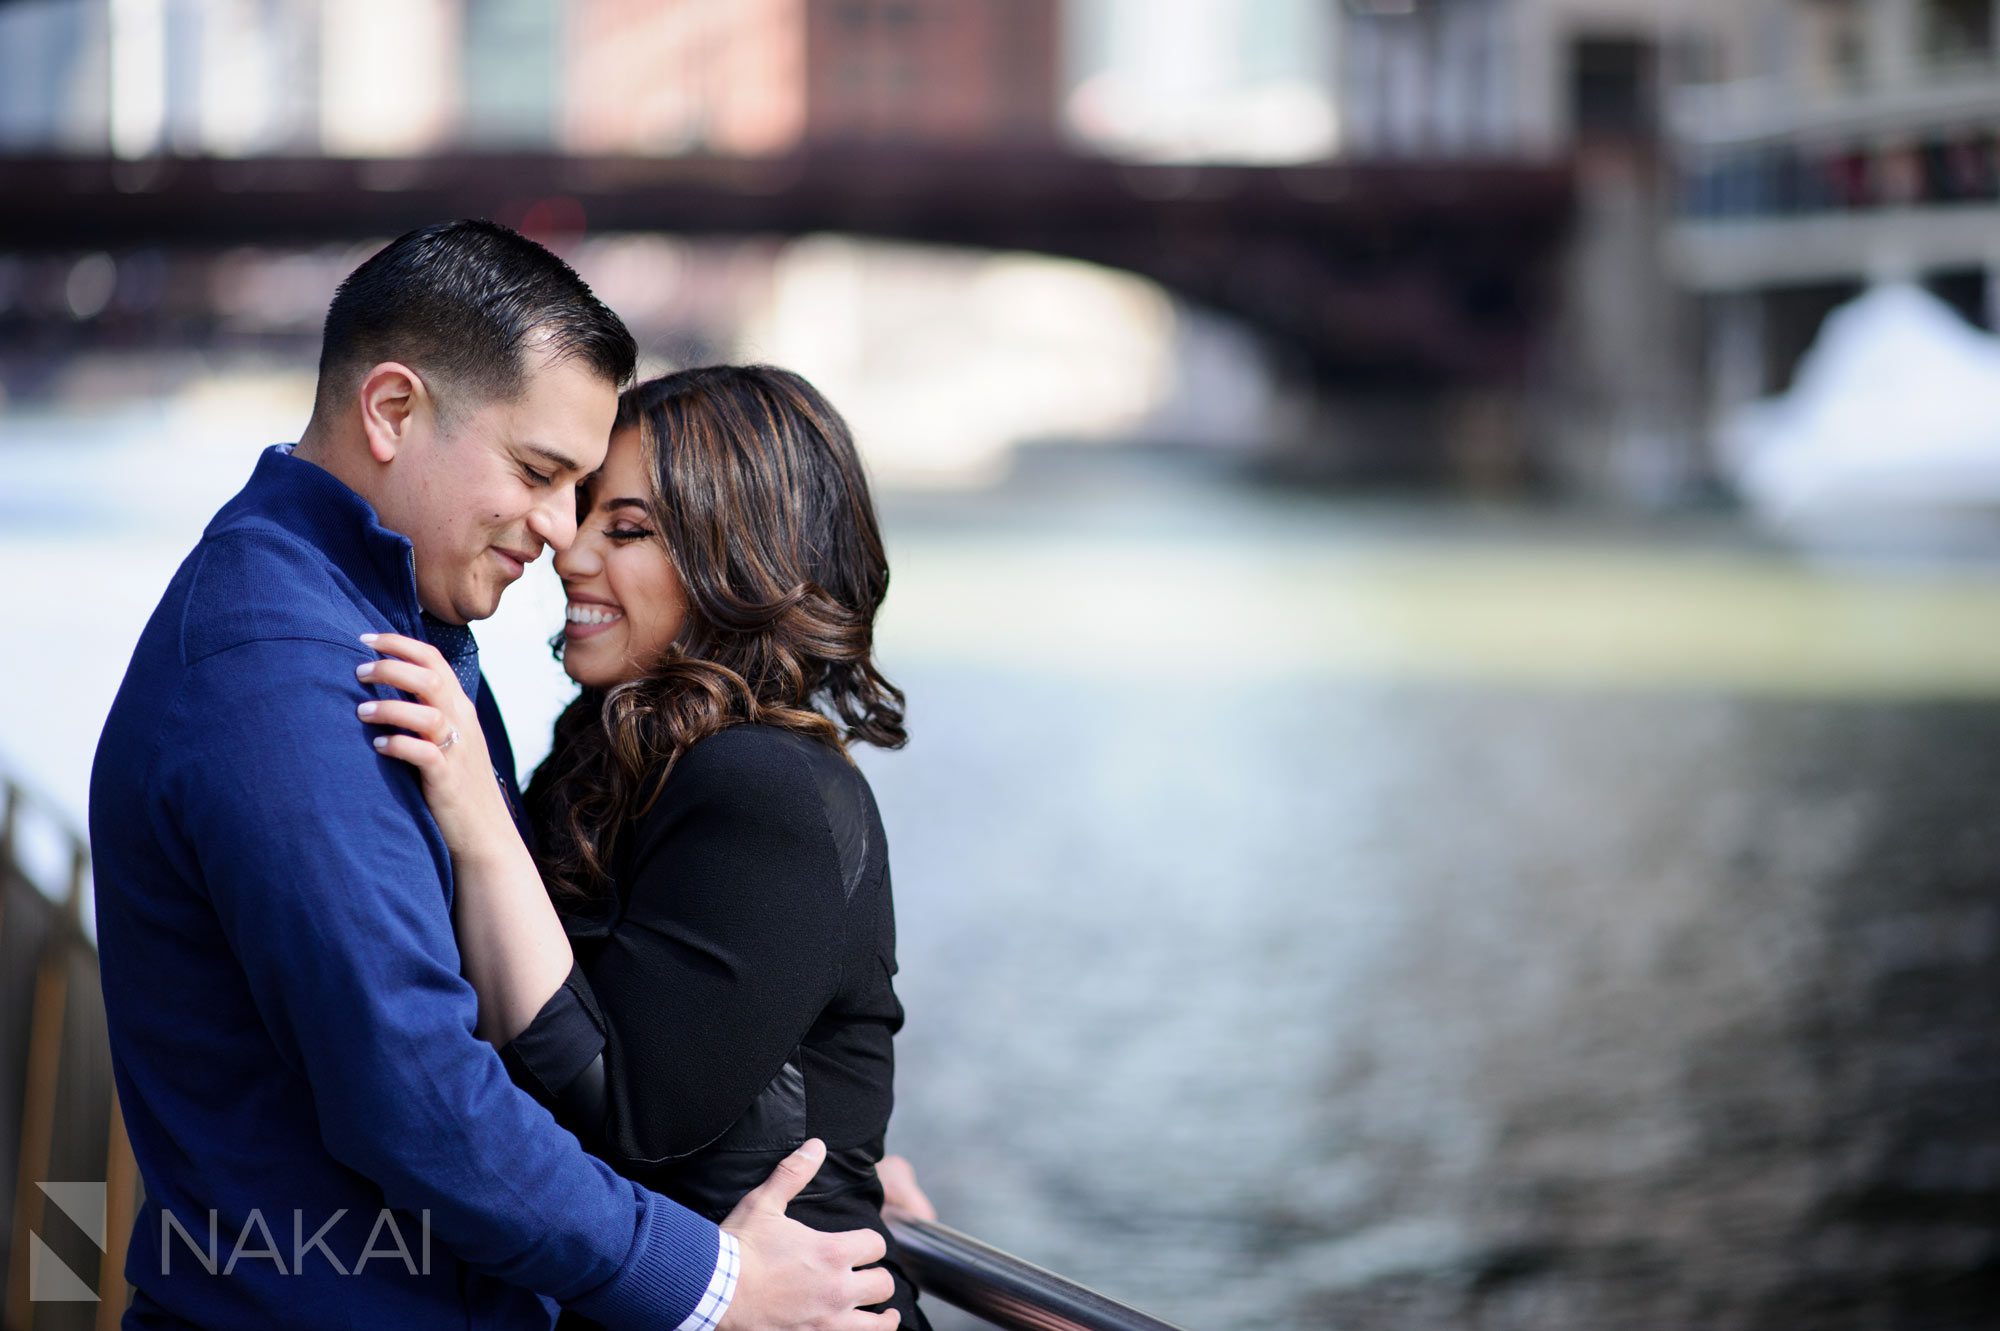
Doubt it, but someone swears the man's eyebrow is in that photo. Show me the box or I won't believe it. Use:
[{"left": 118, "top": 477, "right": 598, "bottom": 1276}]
[{"left": 520, "top": 443, "right": 584, "bottom": 474}]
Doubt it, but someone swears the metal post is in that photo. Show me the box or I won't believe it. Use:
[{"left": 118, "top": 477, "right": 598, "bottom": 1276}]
[
  {"left": 96, "top": 1094, "right": 139, "bottom": 1331},
  {"left": 1, "top": 780, "right": 19, "bottom": 869},
  {"left": 7, "top": 954, "right": 71, "bottom": 1331},
  {"left": 0, "top": 781, "right": 17, "bottom": 950},
  {"left": 66, "top": 843, "right": 89, "bottom": 933}
]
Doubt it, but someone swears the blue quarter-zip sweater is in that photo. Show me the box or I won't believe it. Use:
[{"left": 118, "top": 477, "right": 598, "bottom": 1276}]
[{"left": 90, "top": 445, "right": 718, "bottom": 1330}]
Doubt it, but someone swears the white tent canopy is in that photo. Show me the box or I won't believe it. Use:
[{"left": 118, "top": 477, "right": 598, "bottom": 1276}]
[{"left": 1725, "top": 282, "right": 2000, "bottom": 530}]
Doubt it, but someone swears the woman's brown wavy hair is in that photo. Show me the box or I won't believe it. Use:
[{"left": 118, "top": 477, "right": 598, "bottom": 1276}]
[{"left": 525, "top": 364, "right": 905, "bottom": 900}]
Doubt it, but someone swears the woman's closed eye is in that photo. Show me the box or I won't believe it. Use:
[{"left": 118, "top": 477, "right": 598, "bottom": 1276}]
[{"left": 606, "top": 525, "right": 654, "bottom": 542}]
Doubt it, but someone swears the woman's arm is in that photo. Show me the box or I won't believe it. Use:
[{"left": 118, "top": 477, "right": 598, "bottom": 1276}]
[
  {"left": 446, "top": 821, "right": 576, "bottom": 1045},
  {"left": 355, "top": 633, "right": 573, "bottom": 1045}
]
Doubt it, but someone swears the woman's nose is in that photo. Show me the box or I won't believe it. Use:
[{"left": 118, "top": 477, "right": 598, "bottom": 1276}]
[{"left": 554, "top": 529, "right": 601, "bottom": 578}]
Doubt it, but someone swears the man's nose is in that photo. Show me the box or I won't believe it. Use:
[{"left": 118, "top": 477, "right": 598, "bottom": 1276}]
[{"left": 529, "top": 491, "right": 578, "bottom": 553}]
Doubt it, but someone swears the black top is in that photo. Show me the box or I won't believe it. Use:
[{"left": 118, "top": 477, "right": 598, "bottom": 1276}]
[{"left": 500, "top": 723, "right": 922, "bottom": 1328}]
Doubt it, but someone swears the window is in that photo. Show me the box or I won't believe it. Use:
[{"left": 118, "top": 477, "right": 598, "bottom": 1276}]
[
  {"left": 1926, "top": 0, "right": 1993, "bottom": 61},
  {"left": 1570, "top": 36, "right": 1658, "bottom": 140}
]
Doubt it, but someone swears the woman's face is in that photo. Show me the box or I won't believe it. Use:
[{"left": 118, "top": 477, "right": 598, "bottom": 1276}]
[{"left": 553, "top": 426, "right": 688, "bottom": 688}]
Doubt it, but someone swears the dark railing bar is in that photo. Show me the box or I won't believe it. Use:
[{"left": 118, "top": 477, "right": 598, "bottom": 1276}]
[
  {"left": 886, "top": 1210, "right": 1191, "bottom": 1331},
  {"left": 1, "top": 778, "right": 20, "bottom": 867}
]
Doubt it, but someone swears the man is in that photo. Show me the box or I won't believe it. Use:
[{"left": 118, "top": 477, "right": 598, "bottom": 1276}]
[{"left": 91, "top": 220, "right": 902, "bottom": 1330}]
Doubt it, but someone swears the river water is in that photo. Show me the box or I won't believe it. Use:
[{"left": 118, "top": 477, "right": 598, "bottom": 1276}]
[{"left": 2, "top": 409, "right": 1997, "bottom": 1329}]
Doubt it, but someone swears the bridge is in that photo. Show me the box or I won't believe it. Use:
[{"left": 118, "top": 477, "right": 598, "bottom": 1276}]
[{"left": 1, "top": 147, "right": 1572, "bottom": 389}]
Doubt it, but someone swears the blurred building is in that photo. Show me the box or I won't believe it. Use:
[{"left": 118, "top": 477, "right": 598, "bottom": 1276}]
[
  {"left": 0, "top": 0, "right": 1769, "bottom": 497},
  {"left": 1062, "top": 0, "right": 1335, "bottom": 163},
  {"left": 1332, "top": 0, "right": 1723, "bottom": 158},
  {"left": 0, "top": 0, "right": 108, "bottom": 153},
  {"left": 0, "top": 0, "right": 446, "bottom": 158},
  {"left": 320, "top": 0, "right": 460, "bottom": 157},
  {"left": 803, "top": 0, "right": 1058, "bottom": 145},
  {"left": 1672, "top": 0, "right": 2000, "bottom": 419},
  {"left": 567, "top": 0, "right": 1058, "bottom": 154},
  {"left": 563, "top": 0, "right": 805, "bottom": 155},
  {"left": 1314, "top": 1, "right": 1735, "bottom": 497},
  {"left": 462, "top": 0, "right": 564, "bottom": 148},
  {"left": 1009, "top": 0, "right": 1705, "bottom": 167},
  {"left": 0, "top": 0, "right": 1061, "bottom": 159}
]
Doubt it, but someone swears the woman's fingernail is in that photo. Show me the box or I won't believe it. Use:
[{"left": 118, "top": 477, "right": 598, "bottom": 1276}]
[
  {"left": 357, "top": 702, "right": 377, "bottom": 718},
  {"left": 355, "top": 663, "right": 374, "bottom": 679},
  {"left": 372, "top": 737, "right": 388, "bottom": 751},
  {"left": 359, "top": 633, "right": 378, "bottom": 644}
]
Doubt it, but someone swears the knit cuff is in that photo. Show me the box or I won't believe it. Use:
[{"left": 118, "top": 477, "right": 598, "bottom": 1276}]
[{"left": 567, "top": 1191, "right": 723, "bottom": 1331}]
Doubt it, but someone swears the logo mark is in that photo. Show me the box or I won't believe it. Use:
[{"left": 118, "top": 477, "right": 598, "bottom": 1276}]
[{"left": 29, "top": 1182, "right": 105, "bottom": 1302}]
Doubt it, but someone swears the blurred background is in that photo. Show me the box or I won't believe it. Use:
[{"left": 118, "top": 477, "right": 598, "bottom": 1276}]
[{"left": 3, "top": 0, "right": 2000, "bottom": 1328}]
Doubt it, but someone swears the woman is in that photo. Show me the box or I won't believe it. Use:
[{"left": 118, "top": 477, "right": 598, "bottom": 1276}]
[{"left": 353, "top": 365, "right": 926, "bottom": 1329}]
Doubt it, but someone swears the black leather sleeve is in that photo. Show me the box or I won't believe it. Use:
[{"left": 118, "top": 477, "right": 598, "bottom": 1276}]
[{"left": 499, "top": 957, "right": 610, "bottom": 1136}]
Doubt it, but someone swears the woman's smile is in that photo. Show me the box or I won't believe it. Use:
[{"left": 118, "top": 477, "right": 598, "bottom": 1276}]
[{"left": 564, "top": 598, "right": 625, "bottom": 641}]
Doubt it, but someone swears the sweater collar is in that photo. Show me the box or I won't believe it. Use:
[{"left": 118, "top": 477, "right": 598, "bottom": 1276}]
[{"left": 209, "top": 443, "right": 428, "bottom": 637}]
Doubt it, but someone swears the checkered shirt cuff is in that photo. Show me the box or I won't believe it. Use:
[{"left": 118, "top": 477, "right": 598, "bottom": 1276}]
[{"left": 674, "top": 1229, "right": 740, "bottom": 1331}]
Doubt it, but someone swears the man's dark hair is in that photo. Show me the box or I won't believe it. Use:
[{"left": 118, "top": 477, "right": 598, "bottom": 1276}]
[{"left": 314, "top": 219, "right": 637, "bottom": 423}]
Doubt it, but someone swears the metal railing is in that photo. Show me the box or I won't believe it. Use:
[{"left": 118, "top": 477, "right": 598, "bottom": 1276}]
[
  {"left": 886, "top": 1210, "right": 1189, "bottom": 1331},
  {"left": 1, "top": 775, "right": 138, "bottom": 1331},
  {"left": 0, "top": 780, "right": 90, "bottom": 917}
]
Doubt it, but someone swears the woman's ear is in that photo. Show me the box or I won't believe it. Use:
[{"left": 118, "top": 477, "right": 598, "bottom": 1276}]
[{"left": 356, "top": 362, "right": 431, "bottom": 463}]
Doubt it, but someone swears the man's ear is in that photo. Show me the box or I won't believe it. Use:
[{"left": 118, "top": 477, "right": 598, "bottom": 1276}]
[{"left": 356, "top": 362, "right": 433, "bottom": 463}]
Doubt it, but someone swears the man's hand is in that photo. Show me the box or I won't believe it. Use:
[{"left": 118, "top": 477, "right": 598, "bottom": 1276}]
[
  {"left": 720, "top": 1139, "right": 900, "bottom": 1331},
  {"left": 876, "top": 1156, "right": 936, "bottom": 1222}
]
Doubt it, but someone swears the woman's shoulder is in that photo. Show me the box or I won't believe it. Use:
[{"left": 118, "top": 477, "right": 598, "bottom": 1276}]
[
  {"left": 670, "top": 722, "right": 853, "bottom": 785},
  {"left": 659, "top": 724, "right": 881, "bottom": 890},
  {"left": 651, "top": 724, "right": 870, "bottom": 821}
]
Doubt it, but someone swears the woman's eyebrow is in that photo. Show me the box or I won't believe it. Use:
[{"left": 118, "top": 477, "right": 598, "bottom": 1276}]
[{"left": 603, "top": 497, "right": 650, "bottom": 512}]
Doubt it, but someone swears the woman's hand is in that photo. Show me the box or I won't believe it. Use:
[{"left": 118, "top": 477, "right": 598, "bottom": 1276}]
[
  {"left": 358, "top": 632, "right": 575, "bottom": 1044},
  {"left": 876, "top": 1155, "right": 937, "bottom": 1222},
  {"left": 356, "top": 633, "right": 512, "bottom": 864}
]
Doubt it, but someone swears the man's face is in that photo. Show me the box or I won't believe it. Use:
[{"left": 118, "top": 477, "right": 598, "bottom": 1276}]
[{"left": 378, "top": 348, "right": 617, "bottom": 624}]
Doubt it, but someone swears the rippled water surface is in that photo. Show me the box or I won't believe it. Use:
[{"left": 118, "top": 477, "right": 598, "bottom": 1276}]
[
  {"left": 872, "top": 675, "right": 2000, "bottom": 1330},
  {"left": 866, "top": 465, "right": 2000, "bottom": 1330}
]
